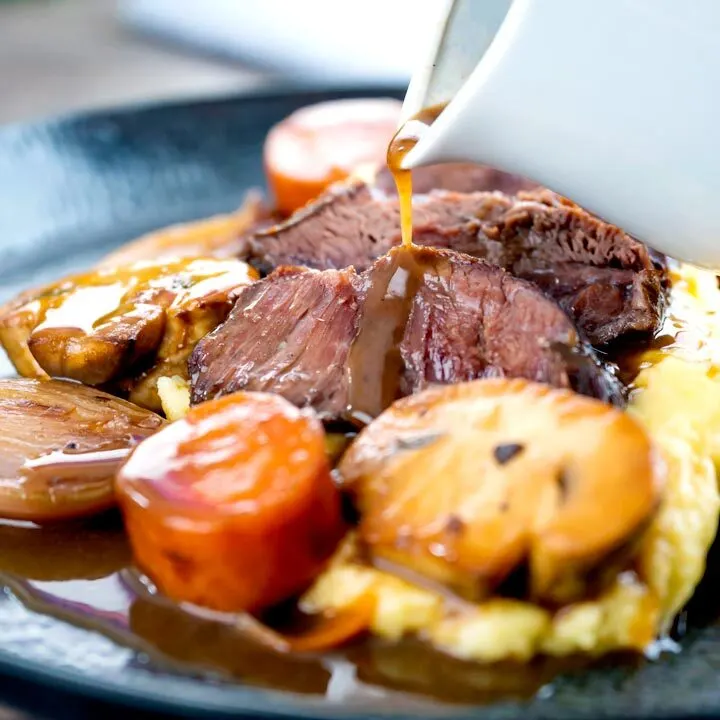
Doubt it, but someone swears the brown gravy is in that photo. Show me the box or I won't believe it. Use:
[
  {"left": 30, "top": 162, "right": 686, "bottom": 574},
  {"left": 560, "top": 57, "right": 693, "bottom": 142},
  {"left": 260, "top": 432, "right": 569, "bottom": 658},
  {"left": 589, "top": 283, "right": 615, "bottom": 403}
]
[
  {"left": 344, "top": 104, "right": 451, "bottom": 425},
  {"left": 347, "top": 245, "right": 428, "bottom": 423},
  {"left": 346, "top": 244, "right": 457, "bottom": 424},
  {"left": 386, "top": 103, "right": 447, "bottom": 248},
  {"left": 0, "top": 517, "right": 630, "bottom": 706},
  {"left": 343, "top": 108, "right": 455, "bottom": 425},
  {"left": 29, "top": 257, "right": 252, "bottom": 339}
]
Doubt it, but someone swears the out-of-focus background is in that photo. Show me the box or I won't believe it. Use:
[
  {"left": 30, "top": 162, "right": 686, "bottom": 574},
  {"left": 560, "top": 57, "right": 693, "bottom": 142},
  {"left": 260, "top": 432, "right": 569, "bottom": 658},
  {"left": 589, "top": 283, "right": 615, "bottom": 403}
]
[
  {"left": 0, "top": 0, "right": 270, "bottom": 124},
  {"left": 0, "top": 0, "right": 439, "bottom": 125}
]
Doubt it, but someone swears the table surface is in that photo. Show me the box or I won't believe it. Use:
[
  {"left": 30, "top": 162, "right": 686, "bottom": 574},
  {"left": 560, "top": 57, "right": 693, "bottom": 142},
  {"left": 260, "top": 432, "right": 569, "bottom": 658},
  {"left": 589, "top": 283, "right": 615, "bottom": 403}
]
[{"left": 0, "top": 0, "right": 275, "bottom": 716}]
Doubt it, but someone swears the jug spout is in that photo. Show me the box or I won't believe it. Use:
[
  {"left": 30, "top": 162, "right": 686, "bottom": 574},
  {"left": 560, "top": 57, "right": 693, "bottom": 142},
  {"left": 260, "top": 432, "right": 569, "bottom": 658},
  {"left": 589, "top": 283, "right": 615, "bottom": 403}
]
[
  {"left": 402, "top": 0, "right": 720, "bottom": 268},
  {"left": 399, "top": 0, "right": 513, "bottom": 125}
]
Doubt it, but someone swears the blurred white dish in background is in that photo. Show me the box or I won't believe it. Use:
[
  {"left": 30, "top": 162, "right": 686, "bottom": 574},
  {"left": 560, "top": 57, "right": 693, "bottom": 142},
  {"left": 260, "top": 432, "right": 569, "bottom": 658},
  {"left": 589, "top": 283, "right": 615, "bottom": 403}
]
[{"left": 120, "top": 0, "right": 445, "bottom": 84}]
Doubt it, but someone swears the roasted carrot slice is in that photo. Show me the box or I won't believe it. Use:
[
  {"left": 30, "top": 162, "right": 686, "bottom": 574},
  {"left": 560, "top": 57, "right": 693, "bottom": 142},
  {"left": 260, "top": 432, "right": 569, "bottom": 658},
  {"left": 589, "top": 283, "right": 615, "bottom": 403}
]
[
  {"left": 264, "top": 98, "right": 401, "bottom": 215},
  {"left": 236, "top": 593, "right": 374, "bottom": 654},
  {"left": 117, "top": 392, "right": 346, "bottom": 613}
]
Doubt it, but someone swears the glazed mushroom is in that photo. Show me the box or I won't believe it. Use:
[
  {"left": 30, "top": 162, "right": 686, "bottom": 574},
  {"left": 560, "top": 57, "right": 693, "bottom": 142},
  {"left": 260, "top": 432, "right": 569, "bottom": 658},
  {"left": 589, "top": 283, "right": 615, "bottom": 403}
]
[
  {"left": 338, "top": 378, "right": 665, "bottom": 604},
  {"left": 0, "top": 256, "right": 258, "bottom": 412}
]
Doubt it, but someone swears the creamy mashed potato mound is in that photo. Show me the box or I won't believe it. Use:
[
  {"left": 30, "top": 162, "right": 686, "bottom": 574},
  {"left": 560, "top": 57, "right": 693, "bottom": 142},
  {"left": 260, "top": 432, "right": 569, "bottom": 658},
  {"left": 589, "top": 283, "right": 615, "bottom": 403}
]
[{"left": 157, "top": 263, "right": 720, "bottom": 662}]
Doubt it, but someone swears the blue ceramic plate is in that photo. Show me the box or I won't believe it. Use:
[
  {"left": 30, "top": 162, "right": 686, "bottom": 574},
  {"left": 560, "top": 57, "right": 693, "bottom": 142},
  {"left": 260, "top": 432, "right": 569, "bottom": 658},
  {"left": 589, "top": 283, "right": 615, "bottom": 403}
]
[{"left": 0, "top": 86, "right": 718, "bottom": 720}]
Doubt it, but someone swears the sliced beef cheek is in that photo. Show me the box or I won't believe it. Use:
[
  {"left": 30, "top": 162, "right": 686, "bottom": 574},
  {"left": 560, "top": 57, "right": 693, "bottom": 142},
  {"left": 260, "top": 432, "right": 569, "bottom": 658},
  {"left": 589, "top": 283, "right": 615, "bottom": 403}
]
[
  {"left": 374, "top": 162, "right": 537, "bottom": 197},
  {"left": 189, "top": 266, "right": 361, "bottom": 418},
  {"left": 191, "top": 246, "right": 622, "bottom": 422},
  {"left": 249, "top": 181, "right": 664, "bottom": 346}
]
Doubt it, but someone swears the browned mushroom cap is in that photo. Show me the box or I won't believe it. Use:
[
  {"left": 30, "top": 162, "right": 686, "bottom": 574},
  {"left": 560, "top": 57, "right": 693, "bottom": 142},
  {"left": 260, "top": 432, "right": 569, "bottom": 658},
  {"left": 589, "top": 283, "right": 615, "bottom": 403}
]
[
  {"left": 98, "top": 191, "right": 271, "bottom": 268},
  {"left": 338, "top": 378, "right": 664, "bottom": 605},
  {"left": 0, "top": 257, "right": 258, "bottom": 405},
  {"left": 0, "top": 378, "right": 165, "bottom": 522},
  {"left": 122, "top": 259, "right": 260, "bottom": 411}
]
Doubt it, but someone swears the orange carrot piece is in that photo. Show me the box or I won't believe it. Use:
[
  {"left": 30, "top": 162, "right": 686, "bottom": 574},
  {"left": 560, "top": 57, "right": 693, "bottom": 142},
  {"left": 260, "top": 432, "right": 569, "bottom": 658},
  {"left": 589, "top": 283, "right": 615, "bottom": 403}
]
[
  {"left": 117, "top": 392, "right": 345, "bottom": 613},
  {"left": 264, "top": 98, "right": 401, "bottom": 215}
]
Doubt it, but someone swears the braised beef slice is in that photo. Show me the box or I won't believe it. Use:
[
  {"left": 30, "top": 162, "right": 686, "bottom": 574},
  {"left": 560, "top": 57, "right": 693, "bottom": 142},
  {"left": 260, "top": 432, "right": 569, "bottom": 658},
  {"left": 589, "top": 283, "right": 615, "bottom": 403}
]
[
  {"left": 191, "top": 246, "right": 622, "bottom": 419},
  {"left": 250, "top": 183, "right": 663, "bottom": 345},
  {"left": 395, "top": 248, "right": 618, "bottom": 404},
  {"left": 189, "top": 266, "right": 362, "bottom": 418},
  {"left": 375, "top": 162, "right": 537, "bottom": 197},
  {"left": 248, "top": 181, "right": 491, "bottom": 275},
  {"left": 413, "top": 190, "right": 665, "bottom": 345}
]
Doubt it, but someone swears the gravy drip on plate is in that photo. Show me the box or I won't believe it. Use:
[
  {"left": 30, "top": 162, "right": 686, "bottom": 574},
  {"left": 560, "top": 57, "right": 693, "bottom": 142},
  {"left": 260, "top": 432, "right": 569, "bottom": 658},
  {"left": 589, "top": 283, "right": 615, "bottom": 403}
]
[
  {"left": 386, "top": 103, "right": 447, "bottom": 248},
  {"left": 0, "top": 519, "right": 608, "bottom": 706}
]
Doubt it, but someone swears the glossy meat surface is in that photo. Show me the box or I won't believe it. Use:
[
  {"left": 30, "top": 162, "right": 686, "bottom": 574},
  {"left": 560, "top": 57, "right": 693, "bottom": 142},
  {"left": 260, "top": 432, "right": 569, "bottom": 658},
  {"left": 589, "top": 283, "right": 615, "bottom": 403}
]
[
  {"left": 249, "top": 182, "right": 664, "bottom": 345},
  {"left": 191, "top": 246, "right": 621, "bottom": 420}
]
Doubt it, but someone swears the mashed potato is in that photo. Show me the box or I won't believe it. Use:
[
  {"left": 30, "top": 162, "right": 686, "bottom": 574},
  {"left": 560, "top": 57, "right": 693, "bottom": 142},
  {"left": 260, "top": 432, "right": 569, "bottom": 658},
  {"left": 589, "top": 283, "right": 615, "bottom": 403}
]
[{"left": 157, "top": 263, "right": 720, "bottom": 662}]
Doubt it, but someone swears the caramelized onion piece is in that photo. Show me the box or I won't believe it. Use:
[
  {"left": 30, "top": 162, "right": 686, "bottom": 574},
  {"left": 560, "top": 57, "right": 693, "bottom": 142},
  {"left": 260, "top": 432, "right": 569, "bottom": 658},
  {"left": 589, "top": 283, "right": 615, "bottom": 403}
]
[
  {"left": 339, "top": 379, "right": 664, "bottom": 604},
  {"left": 0, "top": 379, "right": 164, "bottom": 522},
  {"left": 118, "top": 392, "right": 346, "bottom": 614}
]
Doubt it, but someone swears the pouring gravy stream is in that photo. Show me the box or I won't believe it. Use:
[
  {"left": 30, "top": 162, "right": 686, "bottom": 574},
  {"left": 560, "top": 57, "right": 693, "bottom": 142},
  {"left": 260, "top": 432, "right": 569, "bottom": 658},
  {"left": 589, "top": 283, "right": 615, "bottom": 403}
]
[
  {"left": 344, "top": 104, "right": 452, "bottom": 424},
  {"left": 386, "top": 103, "right": 447, "bottom": 247}
]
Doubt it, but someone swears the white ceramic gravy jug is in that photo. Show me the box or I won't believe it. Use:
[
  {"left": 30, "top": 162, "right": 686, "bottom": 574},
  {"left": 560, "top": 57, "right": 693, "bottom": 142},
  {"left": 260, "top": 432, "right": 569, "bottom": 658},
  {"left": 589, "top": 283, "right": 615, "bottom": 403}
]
[{"left": 401, "top": 0, "right": 720, "bottom": 267}]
